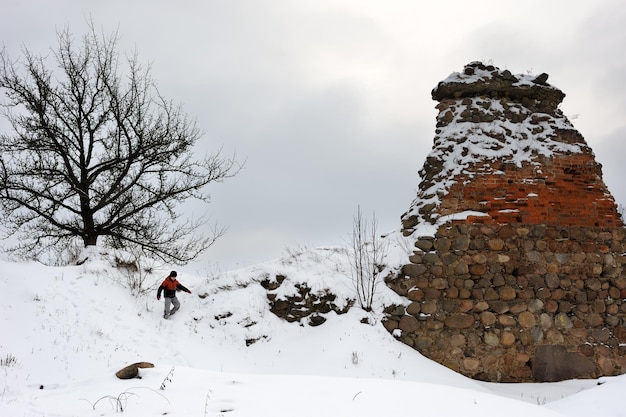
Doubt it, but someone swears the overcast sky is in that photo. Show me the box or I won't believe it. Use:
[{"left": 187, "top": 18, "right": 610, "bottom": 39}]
[{"left": 2, "top": 0, "right": 626, "bottom": 272}]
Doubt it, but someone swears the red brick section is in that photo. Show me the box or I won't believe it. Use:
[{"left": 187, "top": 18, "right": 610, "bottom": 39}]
[{"left": 437, "top": 152, "right": 622, "bottom": 228}]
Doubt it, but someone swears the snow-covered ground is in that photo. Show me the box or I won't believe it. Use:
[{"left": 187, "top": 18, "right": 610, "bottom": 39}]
[{"left": 1, "top": 241, "right": 624, "bottom": 416}]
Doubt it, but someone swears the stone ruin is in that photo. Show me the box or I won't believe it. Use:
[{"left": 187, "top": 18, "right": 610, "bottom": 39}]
[{"left": 383, "top": 62, "right": 626, "bottom": 382}]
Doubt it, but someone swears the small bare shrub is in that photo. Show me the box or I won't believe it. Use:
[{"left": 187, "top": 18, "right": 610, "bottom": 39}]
[
  {"left": 348, "top": 206, "right": 387, "bottom": 311},
  {"left": 0, "top": 354, "right": 17, "bottom": 367},
  {"left": 160, "top": 366, "right": 175, "bottom": 390}
]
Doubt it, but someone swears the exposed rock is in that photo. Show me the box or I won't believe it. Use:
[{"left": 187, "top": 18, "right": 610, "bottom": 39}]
[{"left": 115, "top": 362, "right": 154, "bottom": 379}]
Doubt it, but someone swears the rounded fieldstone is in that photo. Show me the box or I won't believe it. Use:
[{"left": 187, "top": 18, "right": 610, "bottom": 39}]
[
  {"left": 470, "top": 264, "right": 488, "bottom": 276},
  {"left": 423, "top": 253, "right": 440, "bottom": 264},
  {"left": 579, "top": 343, "right": 594, "bottom": 357},
  {"left": 569, "top": 328, "right": 588, "bottom": 339},
  {"left": 408, "top": 288, "right": 424, "bottom": 301},
  {"left": 408, "top": 254, "right": 423, "bottom": 264},
  {"left": 530, "top": 326, "right": 544, "bottom": 342},
  {"left": 492, "top": 274, "right": 506, "bottom": 286},
  {"left": 591, "top": 328, "right": 611, "bottom": 342},
  {"left": 518, "top": 289, "right": 535, "bottom": 300},
  {"left": 416, "top": 276, "right": 430, "bottom": 288},
  {"left": 480, "top": 311, "right": 497, "bottom": 326},
  {"left": 552, "top": 288, "right": 565, "bottom": 300},
  {"left": 415, "top": 337, "right": 433, "bottom": 350},
  {"left": 499, "top": 315, "right": 517, "bottom": 326},
  {"left": 431, "top": 265, "right": 444, "bottom": 276},
  {"left": 455, "top": 261, "right": 469, "bottom": 274},
  {"left": 591, "top": 300, "right": 606, "bottom": 313},
  {"left": 433, "top": 238, "right": 451, "bottom": 251},
  {"left": 500, "top": 332, "right": 516, "bottom": 346},
  {"left": 586, "top": 278, "right": 602, "bottom": 291},
  {"left": 536, "top": 288, "right": 551, "bottom": 299},
  {"left": 442, "top": 299, "right": 458, "bottom": 313},
  {"left": 406, "top": 302, "right": 421, "bottom": 316},
  {"left": 432, "top": 277, "right": 448, "bottom": 289},
  {"left": 423, "top": 288, "right": 441, "bottom": 299},
  {"left": 489, "top": 300, "right": 510, "bottom": 314},
  {"left": 526, "top": 251, "right": 542, "bottom": 263},
  {"left": 558, "top": 301, "right": 572, "bottom": 313},
  {"left": 399, "top": 315, "right": 420, "bottom": 333},
  {"left": 518, "top": 311, "right": 536, "bottom": 328},
  {"left": 499, "top": 286, "right": 516, "bottom": 300},
  {"left": 484, "top": 288, "right": 499, "bottom": 300},
  {"left": 452, "top": 236, "right": 470, "bottom": 251},
  {"left": 442, "top": 253, "right": 457, "bottom": 265},
  {"left": 545, "top": 299, "right": 558, "bottom": 313},
  {"left": 444, "top": 313, "right": 475, "bottom": 329},
  {"left": 488, "top": 238, "right": 505, "bottom": 250},
  {"left": 458, "top": 299, "right": 474, "bottom": 312},
  {"left": 446, "top": 286, "right": 459, "bottom": 299},
  {"left": 426, "top": 320, "right": 444, "bottom": 330},
  {"left": 591, "top": 264, "right": 603, "bottom": 275},
  {"left": 450, "top": 334, "right": 466, "bottom": 347},
  {"left": 458, "top": 288, "right": 470, "bottom": 299},
  {"left": 528, "top": 299, "right": 544, "bottom": 313},
  {"left": 546, "top": 329, "right": 564, "bottom": 343},
  {"left": 484, "top": 332, "right": 499, "bottom": 346},
  {"left": 463, "top": 358, "right": 481, "bottom": 371},
  {"left": 598, "top": 356, "right": 614, "bottom": 374},
  {"left": 472, "top": 253, "right": 487, "bottom": 264},
  {"left": 498, "top": 226, "right": 516, "bottom": 239},
  {"left": 474, "top": 301, "right": 489, "bottom": 311},
  {"left": 539, "top": 313, "right": 553, "bottom": 329},
  {"left": 585, "top": 313, "right": 604, "bottom": 327},
  {"left": 545, "top": 273, "right": 560, "bottom": 289},
  {"left": 510, "top": 303, "right": 527, "bottom": 314},
  {"left": 402, "top": 263, "right": 427, "bottom": 277},
  {"left": 421, "top": 300, "right": 438, "bottom": 315},
  {"left": 415, "top": 239, "right": 434, "bottom": 251},
  {"left": 555, "top": 313, "right": 573, "bottom": 329},
  {"left": 382, "top": 318, "right": 399, "bottom": 332},
  {"left": 497, "top": 254, "right": 510, "bottom": 263},
  {"left": 606, "top": 314, "right": 619, "bottom": 326}
]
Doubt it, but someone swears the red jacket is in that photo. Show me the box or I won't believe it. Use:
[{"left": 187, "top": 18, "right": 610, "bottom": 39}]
[{"left": 157, "top": 277, "right": 190, "bottom": 298}]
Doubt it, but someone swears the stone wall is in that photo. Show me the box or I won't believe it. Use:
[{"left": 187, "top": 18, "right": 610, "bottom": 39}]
[{"left": 384, "top": 222, "right": 626, "bottom": 382}]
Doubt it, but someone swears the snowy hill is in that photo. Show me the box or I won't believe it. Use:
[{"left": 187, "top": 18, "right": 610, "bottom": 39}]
[{"left": 1, "top": 242, "right": 625, "bottom": 416}]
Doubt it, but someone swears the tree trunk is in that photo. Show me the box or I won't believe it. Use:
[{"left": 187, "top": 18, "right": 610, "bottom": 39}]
[{"left": 83, "top": 233, "right": 98, "bottom": 247}]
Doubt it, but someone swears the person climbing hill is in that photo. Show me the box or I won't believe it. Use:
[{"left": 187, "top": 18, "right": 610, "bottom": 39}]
[{"left": 156, "top": 271, "right": 192, "bottom": 319}]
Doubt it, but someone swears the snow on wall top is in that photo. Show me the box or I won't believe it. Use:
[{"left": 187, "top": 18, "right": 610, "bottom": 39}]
[
  {"left": 402, "top": 62, "right": 583, "bottom": 231},
  {"left": 432, "top": 61, "right": 565, "bottom": 109}
]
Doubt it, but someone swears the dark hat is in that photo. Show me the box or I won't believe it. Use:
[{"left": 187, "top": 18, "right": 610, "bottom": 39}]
[{"left": 170, "top": 271, "right": 177, "bottom": 277}]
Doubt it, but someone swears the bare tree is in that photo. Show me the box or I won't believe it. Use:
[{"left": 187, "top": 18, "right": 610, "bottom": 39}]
[
  {"left": 349, "top": 206, "right": 386, "bottom": 311},
  {"left": 0, "top": 24, "right": 240, "bottom": 264}
]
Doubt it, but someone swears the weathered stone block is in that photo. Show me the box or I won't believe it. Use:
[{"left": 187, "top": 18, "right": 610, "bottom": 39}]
[
  {"left": 399, "top": 315, "right": 420, "bottom": 333},
  {"left": 533, "top": 345, "right": 596, "bottom": 382},
  {"left": 518, "top": 311, "right": 536, "bottom": 328},
  {"left": 444, "top": 313, "right": 475, "bottom": 329},
  {"left": 402, "top": 263, "right": 427, "bottom": 277},
  {"left": 499, "top": 286, "right": 516, "bottom": 300}
]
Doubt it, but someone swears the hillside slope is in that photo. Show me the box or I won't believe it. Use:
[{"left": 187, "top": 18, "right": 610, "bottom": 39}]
[{"left": 1, "top": 242, "right": 624, "bottom": 416}]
